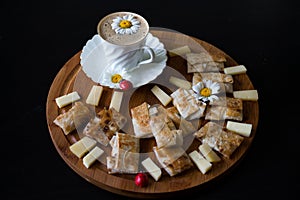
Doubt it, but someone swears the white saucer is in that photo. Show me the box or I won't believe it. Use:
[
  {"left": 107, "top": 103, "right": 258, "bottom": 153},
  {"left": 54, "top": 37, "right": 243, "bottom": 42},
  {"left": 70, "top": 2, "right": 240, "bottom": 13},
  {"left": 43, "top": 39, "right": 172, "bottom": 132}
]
[{"left": 80, "top": 33, "right": 167, "bottom": 88}]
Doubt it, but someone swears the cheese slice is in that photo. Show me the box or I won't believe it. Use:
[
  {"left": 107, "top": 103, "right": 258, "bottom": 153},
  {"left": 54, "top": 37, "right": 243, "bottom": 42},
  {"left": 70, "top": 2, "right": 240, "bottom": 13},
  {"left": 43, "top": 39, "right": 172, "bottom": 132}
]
[
  {"left": 109, "top": 91, "right": 123, "bottom": 112},
  {"left": 168, "top": 45, "right": 191, "bottom": 57},
  {"left": 226, "top": 121, "right": 252, "bottom": 137},
  {"left": 189, "top": 150, "right": 212, "bottom": 174},
  {"left": 199, "top": 143, "right": 221, "bottom": 162},
  {"left": 233, "top": 90, "right": 258, "bottom": 101},
  {"left": 224, "top": 65, "right": 247, "bottom": 75},
  {"left": 55, "top": 91, "right": 80, "bottom": 108},
  {"left": 83, "top": 146, "right": 104, "bottom": 168},
  {"left": 86, "top": 85, "right": 103, "bottom": 106},
  {"left": 69, "top": 136, "right": 97, "bottom": 158},
  {"left": 169, "top": 76, "right": 192, "bottom": 90},
  {"left": 151, "top": 85, "right": 172, "bottom": 106},
  {"left": 141, "top": 157, "right": 162, "bottom": 181}
]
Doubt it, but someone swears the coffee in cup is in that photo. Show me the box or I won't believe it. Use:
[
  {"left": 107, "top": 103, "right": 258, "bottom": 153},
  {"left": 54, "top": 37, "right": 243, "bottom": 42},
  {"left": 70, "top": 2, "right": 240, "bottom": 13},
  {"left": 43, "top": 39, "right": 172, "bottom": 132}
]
[{"left": 97, "top": 11, "right": 155, "bottom": 73}]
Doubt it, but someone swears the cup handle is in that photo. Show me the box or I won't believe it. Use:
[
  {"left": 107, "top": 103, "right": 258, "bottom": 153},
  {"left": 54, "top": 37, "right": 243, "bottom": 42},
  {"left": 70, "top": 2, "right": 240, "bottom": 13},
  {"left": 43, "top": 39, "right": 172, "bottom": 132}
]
[{"left": 138, "top": 46, "right": 155, "bottom": 65}]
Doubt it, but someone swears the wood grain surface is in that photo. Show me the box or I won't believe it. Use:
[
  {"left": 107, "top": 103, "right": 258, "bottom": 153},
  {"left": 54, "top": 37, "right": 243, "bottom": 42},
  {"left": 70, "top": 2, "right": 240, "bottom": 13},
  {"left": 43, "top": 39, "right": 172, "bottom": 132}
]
[{"left": 46, "top": 30, "right": 259, "bottom": 198}]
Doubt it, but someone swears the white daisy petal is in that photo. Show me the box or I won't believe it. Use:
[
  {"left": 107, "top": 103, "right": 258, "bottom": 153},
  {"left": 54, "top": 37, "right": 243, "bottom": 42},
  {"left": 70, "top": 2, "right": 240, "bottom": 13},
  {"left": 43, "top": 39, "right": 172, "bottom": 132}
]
[
  {"left": 192, "top": 93, "right": 200, "bottom": 100},
  {"left": 134, "top": 24, "right": 141, "bottom": 29},
  {"left": 208, "top": 80, "right": 216, "bottom": 87},
  {"left": 212, "top": 87, "right": 220, "bottom": 94},
  {"left": 210, "top": 82, "right": 220, "bottom": 94},
  {"left": 130, "top": 26, "right": 138, "bottom": 32},
  {"left": 125, "top": 28, "right": 132, "bottom": 34},
  {"left": 209, "top": 95, "right": 219, "bottom": 102},
  {"left": 200, "top": 96, "right": 209, "bottom": 102},
  {"left": 131, "top": 19, "right": 140, "bottom": 25},
  {"left": 192, "top": 82, "right": 204, "bottom": 93},
  {"left": 120, "top": 29, "right": 126, "bottom": 34},
  {"left": 113, "top": 17, "right": 122, "bottom": 22},
  {"left": 114, "top": 27, "right": 121, "bottom": 34},
  {"left": 192, "top": 85, "right": 198, "bottom": 93},
  {"left": 127, "top": 15, "right": 134, "bottom": 20},
  {"left": 111, "top": 23, "right": 119, "bottom": 29},
  {"left": 205, "top": 79, "right": 213, "bottom": 86}
]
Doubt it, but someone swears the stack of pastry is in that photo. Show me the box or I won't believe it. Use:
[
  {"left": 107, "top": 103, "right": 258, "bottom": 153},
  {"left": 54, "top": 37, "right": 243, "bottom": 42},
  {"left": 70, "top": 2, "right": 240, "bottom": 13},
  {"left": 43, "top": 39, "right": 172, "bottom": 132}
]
[{"left": 148, "top": 104, "right": 193, "bottom": 177}]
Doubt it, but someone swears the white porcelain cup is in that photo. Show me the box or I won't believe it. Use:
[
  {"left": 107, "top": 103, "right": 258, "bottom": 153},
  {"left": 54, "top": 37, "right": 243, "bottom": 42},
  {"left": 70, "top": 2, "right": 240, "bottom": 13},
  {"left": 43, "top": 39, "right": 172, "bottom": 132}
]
[{"left": 97, "top": 11, "right": 155, "bottom": 73}]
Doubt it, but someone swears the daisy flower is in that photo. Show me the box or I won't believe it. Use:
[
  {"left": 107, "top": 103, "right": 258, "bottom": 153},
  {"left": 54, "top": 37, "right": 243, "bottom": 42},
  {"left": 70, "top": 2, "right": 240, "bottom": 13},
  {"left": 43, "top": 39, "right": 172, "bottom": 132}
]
[
  {"left": 192, "top": 80, "right": 220, "bottom": 102},
  {"left": 111, "top": 14, "right": 140, "bottom": 35},
  {"left": 101, "top": 66, "right": 131, "bottom": 89}
]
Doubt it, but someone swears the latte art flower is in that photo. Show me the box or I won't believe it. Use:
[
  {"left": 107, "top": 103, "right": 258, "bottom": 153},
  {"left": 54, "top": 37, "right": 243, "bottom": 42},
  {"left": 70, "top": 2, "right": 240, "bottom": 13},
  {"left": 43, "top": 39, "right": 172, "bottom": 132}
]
[
  {"left": 111, "top": 14, "right": 140, "bottom": 35},
  {"left": 192, "top": 80, "right": 220, "bottom": 102}
]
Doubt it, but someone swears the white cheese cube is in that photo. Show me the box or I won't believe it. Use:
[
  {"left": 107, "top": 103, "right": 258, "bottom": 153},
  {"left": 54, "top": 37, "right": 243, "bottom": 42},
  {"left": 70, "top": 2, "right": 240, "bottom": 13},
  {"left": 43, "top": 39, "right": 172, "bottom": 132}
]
[
  {"left": 199, "top": 143, "right": 221, "bottom": 162},
  {"left": 224, "top": 65, "right": 247, "bottom": 75},
  {"left": 86, "top": 85, "right": 103, "bottom": 106},
  {"left": 233, "top": 90, "right": 258, "bottom": 101},
  {"left": 83, "top": 146, "right": 104, "bottom": 168},
  {"left": 55, "top": 91, "right": 80, "bottom": 108},
  {"left": 69, "top": 136, "right": 97, "bottom": 158},
  {"left": 109, "top": 91, "right": 123, "bottom": 112},
  {"left": 189, "top": 150, "right": 212, "bottom": 174},
  {"left": 141, "top": 157, "right": 162, "bottom": 181},
  {"left": 151, "top": 85, "right": 172, "bottom": 106},
  {"left": 168, "top": 45, "right": 191, "bottom": 57},
  {"left": 226, "top": 121, "right": 252, "bottom": 137},
  {"left": 169, "top": 76, "right": 192, "bottom": 90}
]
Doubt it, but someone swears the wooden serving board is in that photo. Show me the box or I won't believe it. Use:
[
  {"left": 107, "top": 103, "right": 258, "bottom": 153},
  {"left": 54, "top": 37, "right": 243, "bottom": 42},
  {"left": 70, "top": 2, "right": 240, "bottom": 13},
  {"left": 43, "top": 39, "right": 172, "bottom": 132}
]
[{"left": 46, "top": 30, "right": 259, "bottom": 198}]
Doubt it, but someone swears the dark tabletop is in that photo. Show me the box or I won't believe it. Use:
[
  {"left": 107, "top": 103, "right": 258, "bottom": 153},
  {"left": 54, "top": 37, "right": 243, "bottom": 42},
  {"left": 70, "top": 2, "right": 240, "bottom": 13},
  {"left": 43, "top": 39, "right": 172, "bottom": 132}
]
[{"left": 1, "top": 0, "right": 295, "bottom": 199}]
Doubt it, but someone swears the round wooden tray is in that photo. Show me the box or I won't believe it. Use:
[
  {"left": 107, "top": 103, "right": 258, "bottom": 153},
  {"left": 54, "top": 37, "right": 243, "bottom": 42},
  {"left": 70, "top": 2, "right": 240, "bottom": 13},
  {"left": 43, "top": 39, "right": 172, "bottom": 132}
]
[{"left": 46, "top": 30, "right": 259, "bottom": 198}]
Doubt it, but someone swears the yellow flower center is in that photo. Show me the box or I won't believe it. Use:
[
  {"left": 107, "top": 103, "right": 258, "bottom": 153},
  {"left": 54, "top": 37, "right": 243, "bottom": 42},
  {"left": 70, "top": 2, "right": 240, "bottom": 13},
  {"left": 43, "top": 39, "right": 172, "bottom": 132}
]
[
  {"left": 200, "top": 87, "right": 212, "bottom": 97},
  {"left": 119, "top": 20, "right": 132, "bottom": 28},
  {"left": 111, "top": 74, "right": 123, "bottom": 83}
]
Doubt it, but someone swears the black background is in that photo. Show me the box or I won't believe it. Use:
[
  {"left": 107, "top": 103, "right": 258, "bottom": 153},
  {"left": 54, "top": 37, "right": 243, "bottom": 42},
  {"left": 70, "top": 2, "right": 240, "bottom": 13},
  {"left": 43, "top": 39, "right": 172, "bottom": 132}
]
[{"left": 1, "top": 0, "right": 295, "bottom": 199}]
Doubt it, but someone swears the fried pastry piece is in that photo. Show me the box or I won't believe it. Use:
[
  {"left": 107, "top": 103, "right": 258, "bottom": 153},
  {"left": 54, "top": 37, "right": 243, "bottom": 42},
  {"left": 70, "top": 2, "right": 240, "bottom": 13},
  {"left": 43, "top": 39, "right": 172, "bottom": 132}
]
[
  {"left": 166, "top": 106, "right": 197, "bottom": 137},
  {"left": 205, "top": 97, "right": 243, "bottom": 121},
  {"left": 170, "top": 88, "right": 206, "bottom": 120},
  {"left": 187, "top": 52, "right": 226, "bottom": 64},
  {"left": 98, "top": 107, "right": 127, "bottom": 139},
  {"left": 149, "top": 105, "right": 183, "bottom": 148},
  {"left": 210, "top": 96, "right": 242, "bottom": 108},
  {"left": 153, "top": 145, "right": 193, "bottom": 176},
  {"left": 131, "top": 102, "right": 152, "bottom": 138},
  {"left": 186, "top": 52, "right": 226, "bottom": 73},
  {"left": 187, "top": 62, "right": 225, "bottom": 73},
  {"left": 82, "top": 107, "right": 127, "bottom": 146},
  {"left": 194, "top": 121, "right": 244, "bottom": 158},
  {"left": 82, "top": 117, "right": 109, "bottom": 146},
  {"left": 193, "top": 72, "right": 233, "bottom": 83},
  {"left": 107, "top": 132, "right": 140, "bottom": 174},
  {"left": 224, "top": 108, "right": 243, "bottom": 121},
  {"left": 53, "top": 101, "right": 92, "bottom": 135},
  {"left": 204, "top": 106, "right": 227, "bottom": 121},
  {"left": 149, "top": 104, "right": 177, "bottom": 131}
]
